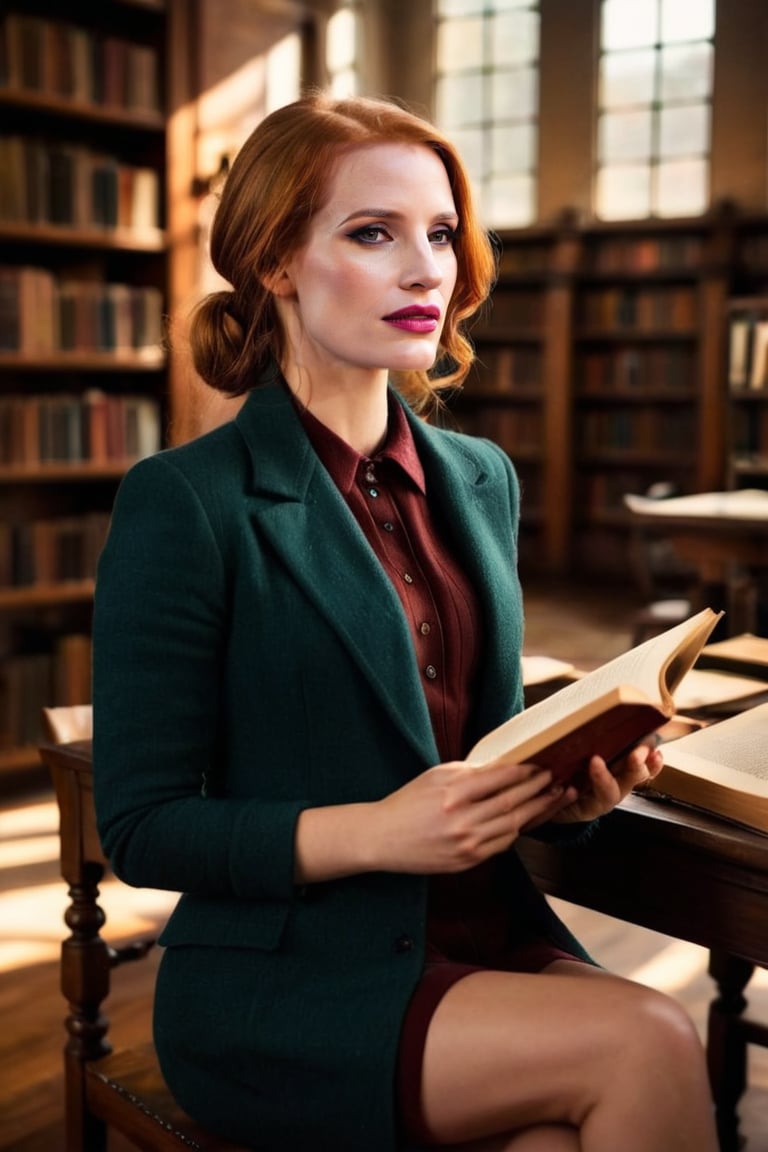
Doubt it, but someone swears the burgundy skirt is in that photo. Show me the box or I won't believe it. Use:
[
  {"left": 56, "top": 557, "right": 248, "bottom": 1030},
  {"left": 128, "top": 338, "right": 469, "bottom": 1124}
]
[{"left": 396, "top": 863, "right": 585, "bottom": 1145}]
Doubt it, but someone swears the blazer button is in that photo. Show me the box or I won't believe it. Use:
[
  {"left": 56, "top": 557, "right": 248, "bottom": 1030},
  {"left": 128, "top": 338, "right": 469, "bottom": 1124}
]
[{"left": 394, "top": 934, "right": 415, "bottom": 954}]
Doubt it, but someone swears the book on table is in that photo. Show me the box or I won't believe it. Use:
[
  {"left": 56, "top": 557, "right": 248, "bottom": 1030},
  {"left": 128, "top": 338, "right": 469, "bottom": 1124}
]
[
  {"left": 465, "top": 607, "right": 722, "bottom": 786},
  {"left": 645, "top": 704, "right": 768, "bottom": 835}
]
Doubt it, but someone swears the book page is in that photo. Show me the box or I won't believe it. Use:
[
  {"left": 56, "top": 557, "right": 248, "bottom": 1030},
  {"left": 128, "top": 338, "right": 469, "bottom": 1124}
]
[
  {"left": 623, "top": 489, "right": 768, "bottom": 519},
  {"left": 466, "top": 608, "right": 720, "bottom": 765},
  {"left": 700, "top": 633, "right": 768, "bottom": 668},
  {"left": 659, "top": 703, "right": 768, "bottom": 792},
  {"left": 674, "top": 668, "right": 768, "bottom": 710}
]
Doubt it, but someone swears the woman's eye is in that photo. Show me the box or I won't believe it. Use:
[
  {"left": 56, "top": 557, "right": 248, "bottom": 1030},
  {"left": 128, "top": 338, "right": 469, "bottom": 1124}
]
[
  {"left": 431, "top": 226, "right": 457, "bottom": 246},
  {"left": 349, "top": 225, "right": 388, "bottom": 244}
]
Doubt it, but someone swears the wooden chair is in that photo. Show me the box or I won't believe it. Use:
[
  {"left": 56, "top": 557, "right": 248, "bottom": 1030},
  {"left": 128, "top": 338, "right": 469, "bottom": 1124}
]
[
  {"left": 41, "top": 709, "right": 428, "bottom": 1152},
  {"left": 40, "top": 707, "right": 250, "bottom": 1152}
]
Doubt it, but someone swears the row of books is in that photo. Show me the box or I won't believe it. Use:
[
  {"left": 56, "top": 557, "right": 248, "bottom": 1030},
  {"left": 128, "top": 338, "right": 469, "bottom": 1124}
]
[
  {"left": 458, "top": 406, "right": 543, "bottom": 450},
  {"left": 1, "top": 512, "right": 110, "bottom": 588},
  {"left": 0, "top": 136, "right": 161, "bottom": 233},
  {"left": 0, "top": 15, "right": 160, "bottom": 113},
  {"left": 731, "top": 408, "right": 768, "bottom": 462},
  {"left": 470, "top": 346, "right": 542, "bottom": 392},
  {"left": 576, "top": 346, "right": 695, "bottom": 393},
  {"left": 0, "top": 632, "right": 90, "bottom": 750},
  {"left": 476, "top": 288, "right": 546, "bottom": 332},
  {"left": 581, "top": 234, "right": 703, "bottom": 274},
  {"left": 0, "top": 267, "right": 164, "bottom": 356},
  {"left": 578, "top": 407, "right": 696, "bottom": 454},
  {"left": 728, "top": 315, "right": 768, "bottom": 390},
  {"left": 0, "top": 392, "right": 161, "bottom": 466},
  {"left": 576, "top": 286, "right": 698, "bottom": 332}
]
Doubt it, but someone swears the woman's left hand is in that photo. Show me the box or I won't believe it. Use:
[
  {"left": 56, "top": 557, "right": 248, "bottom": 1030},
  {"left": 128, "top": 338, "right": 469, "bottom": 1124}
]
[{"left": 544, "top": 740, "right": 665, "bottom": 825}]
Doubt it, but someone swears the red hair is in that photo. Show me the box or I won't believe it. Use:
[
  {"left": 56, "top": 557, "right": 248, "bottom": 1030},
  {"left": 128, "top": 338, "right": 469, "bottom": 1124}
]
[{"left": 189, "top": 91, "right": 497, "bottom": 415}]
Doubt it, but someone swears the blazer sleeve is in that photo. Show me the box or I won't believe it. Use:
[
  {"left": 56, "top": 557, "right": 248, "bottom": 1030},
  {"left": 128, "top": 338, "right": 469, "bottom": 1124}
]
[{"left": 92, "top": 452, "right": 305, "bottom": 903}]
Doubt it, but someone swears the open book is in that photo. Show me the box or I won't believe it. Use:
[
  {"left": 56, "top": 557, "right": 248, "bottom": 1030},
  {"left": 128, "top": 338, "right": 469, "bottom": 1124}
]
[
  {"left": 696, "top": 632, "right": 768, "bottom": 681},
  {"left": 645, "top": 704, "right": 768, "bottom": 835},
  {"left": 465, "top": 607, "right": 722, "bottom": 785}
]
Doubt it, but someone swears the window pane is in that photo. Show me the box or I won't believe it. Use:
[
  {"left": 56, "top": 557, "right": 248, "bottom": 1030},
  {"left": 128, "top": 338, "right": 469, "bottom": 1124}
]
[
  {"left": 266, "top": 34, "right": 300, "bottom": 113},
  {"left": 601, "top": 0, "right": 658, "bottom": 51},
  {"left": 659, "top": 103, "right": 709, "bottom": 157},
  {"left": 599, "top": 109, "right": 653, "bottom": 162},
  {"left": 490, "top": 66, "right": 537, "bottom": 120},
  {"left": 661, "top": 0, "right": 715, "bottom": 44},
  {"left": 600, "top": 49, "right": 656, "bottom": 107},
  {"left": 656, "top": 157, "right": 708, "bottom": 216},
  {"left": 329, "top": 69, "right": 358, "bottom": 98},
  {"left": 449, "top": 128, "right": 485, "bottom": 178},
  {"left": 436, "top": 73, "right": 485, "bottom": 127},
  {"left": 438, "top": 0, "right": 533, "bottom": 11},
  {"left": 437, "top": 17, "right": 484, "bottom": 70},
  {"left": 596, "top": 163, "right": 652, "bottom": 219},
  {"left": 659, "top": 42, "right": 712, "bottom": 101},
  {"left": 486, "top": 173, "right": 535, "bottom": 228},
  {"left": 326, "top": 7, "right": 356, "bottom": 72},
  {"left": 437, "top": 0, "right": 485, "bottom": 15},
  {"left": 491, "top": 9, "right": 539, "bottom": 66},
  {"left": 491, "top": 122, "right": 536, "bottom": 171}
]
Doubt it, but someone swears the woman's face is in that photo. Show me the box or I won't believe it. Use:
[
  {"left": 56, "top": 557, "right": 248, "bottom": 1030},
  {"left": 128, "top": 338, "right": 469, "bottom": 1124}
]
[{"left": 275, "top": 142, "right": 459, "bottom": 380}]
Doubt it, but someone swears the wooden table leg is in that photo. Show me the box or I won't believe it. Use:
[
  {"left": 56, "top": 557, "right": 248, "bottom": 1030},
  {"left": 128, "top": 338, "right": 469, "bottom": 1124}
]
[{"left": 707, "top": 949, "right": 753, "bottom": 1151}]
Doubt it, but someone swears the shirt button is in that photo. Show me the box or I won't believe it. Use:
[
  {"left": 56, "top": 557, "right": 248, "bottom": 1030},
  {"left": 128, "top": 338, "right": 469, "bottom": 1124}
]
[
  {"left": 403, "top": 573, "right": 414, "bottom": 584},
  {"left": 365, "top": 467, "right": 376, "bottom": 483},
  {"left": 420, "top": 622, "right": 431, "bottom": 635},
  {"left": 383, "top": 521, "right": 395, "bottom": 532},
  {"left": 425, "top": 665, "right": 437, "bottom": 680},
  {"left": 394, "top": 934, "right": 415, "bottom": 953},
  {"left": 368, "top": 487, "right": 378, "bottom": 498}
]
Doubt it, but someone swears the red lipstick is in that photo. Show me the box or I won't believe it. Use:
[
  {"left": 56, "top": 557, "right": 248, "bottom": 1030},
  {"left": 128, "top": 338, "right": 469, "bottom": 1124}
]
[{"left": 383, "top": 305, "right": 441, "bottom": 333}]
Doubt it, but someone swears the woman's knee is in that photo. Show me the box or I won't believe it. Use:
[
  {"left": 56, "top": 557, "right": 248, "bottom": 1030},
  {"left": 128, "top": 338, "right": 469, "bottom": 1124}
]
[{"left": 614, "top": 979, "right": 706, "bottom": 1074}]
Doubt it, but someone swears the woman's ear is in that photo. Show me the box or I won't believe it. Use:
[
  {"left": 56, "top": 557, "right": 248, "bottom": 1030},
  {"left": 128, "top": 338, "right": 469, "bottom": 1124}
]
[{"left": 261, "top": 265, "right": 295, "bottom": 298}]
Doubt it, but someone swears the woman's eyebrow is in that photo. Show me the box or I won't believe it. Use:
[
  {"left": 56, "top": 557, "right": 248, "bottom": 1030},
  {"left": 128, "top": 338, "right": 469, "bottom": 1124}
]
[{"left": 339, "top": 208, "right": 459, "bottom": 225}]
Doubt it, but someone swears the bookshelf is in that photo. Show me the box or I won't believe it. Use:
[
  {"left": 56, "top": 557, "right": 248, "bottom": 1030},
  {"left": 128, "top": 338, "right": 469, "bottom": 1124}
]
[
  {"left": 725, "top": 219, "right": 768, "bottom": 493},
  {"left": 451, "top": 220, "right": 578, "bottom": 574},
  {"left": 0, "top": 0, "right": 172, "bottom": 778},
  {"left": 571, "top": 220, "right": 711, "bottom": 577},
  {"left": 449, "top": 210, "right": 744, "bottom": 580}
]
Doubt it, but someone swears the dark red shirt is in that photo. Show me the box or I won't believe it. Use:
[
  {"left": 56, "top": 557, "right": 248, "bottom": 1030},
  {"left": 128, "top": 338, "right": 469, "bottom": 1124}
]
[{"left": 297, "top": 395, "right": 481, "bottom": 763}]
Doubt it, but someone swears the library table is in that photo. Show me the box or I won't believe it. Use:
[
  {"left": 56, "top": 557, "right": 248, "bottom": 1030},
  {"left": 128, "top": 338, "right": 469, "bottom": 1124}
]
[
  {"left": 519, "top": 792, "right": 768, "bottom": 1152},
  {"left": 625, "top": 490, "right": 768, "bottom": 636}
]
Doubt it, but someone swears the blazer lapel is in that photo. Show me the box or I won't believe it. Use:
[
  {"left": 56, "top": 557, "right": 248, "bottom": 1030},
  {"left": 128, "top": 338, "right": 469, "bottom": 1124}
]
[{"left": 236, "top": 385, "right": 439, "bottom": 766}]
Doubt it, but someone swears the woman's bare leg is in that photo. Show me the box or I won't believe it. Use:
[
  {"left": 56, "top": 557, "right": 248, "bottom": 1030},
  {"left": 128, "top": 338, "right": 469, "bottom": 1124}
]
[
  {"left": 418, "top": 960, "right": 718, "bottom": 1151},
  {"left": 443, "top": 1124, "right": 579, "bottom": 1151}
]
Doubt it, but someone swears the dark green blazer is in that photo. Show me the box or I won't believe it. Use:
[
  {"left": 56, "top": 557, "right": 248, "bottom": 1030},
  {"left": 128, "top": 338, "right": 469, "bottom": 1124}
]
[{"left": 93, "top": 377, "right": 590, "bottom": 1151}]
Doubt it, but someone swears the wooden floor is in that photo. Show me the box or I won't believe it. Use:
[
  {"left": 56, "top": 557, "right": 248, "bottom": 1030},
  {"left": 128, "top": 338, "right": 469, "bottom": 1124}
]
[{"left": 2, "top": 580, "right": 768, "bottom": 1150}]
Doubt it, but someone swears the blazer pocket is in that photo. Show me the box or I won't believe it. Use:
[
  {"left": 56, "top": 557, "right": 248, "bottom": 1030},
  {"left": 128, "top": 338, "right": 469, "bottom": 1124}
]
[{"left": 158, "top": 894, "right": 289, "bottom": 951}]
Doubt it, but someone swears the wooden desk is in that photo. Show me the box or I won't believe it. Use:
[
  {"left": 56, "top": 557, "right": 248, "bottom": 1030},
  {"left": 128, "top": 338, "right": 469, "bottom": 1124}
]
[
  {"left": 45, "top": 737, "right": 767, "bottom": 1152},
  {"left": 628, "top": 506, "right": 768, "bottom": 635},
  {"left": 519, "top": 793, "right": 768, "bottom": 1151}
]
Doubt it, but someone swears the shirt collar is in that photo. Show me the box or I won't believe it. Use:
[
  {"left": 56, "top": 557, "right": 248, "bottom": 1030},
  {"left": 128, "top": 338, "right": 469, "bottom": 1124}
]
[{"left": 296, "top": 391, "right": 427, "bottom": 497}]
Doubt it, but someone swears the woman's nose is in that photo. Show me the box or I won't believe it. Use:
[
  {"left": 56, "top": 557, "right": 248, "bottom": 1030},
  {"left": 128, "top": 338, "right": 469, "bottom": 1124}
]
[{"left": 401, "top": 241, "right": 442, "bottom": 289}]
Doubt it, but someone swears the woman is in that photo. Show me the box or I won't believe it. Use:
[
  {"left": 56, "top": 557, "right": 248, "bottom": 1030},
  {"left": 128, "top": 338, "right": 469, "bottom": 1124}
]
[{"left": 92, "top": 92, "right": 718, "bottom": 1152}]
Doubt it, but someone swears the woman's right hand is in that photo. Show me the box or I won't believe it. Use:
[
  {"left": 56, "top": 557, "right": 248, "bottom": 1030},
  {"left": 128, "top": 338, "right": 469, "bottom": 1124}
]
[{"left": 367, "top": 757, "right": 573, "bottom": 874}]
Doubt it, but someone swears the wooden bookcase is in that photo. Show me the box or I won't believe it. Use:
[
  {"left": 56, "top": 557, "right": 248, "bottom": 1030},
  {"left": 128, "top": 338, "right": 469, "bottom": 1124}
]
[
  {"left": 450, "top": 219, "right": 579, "bottom": 575},
  {"left": 725, "top": 218, "right": 768, "bottom": 492},
  {"left": 0, "top": 0, "right": 173, "bottom": 778},
  {"left": 448, "top": 209, "right": 744, "bottom": 581}
]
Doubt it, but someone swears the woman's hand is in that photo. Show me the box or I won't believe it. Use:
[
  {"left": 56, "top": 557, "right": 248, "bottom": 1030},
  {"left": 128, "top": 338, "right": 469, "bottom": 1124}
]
[
  {"left": 368, "top": 756, "right": 572, "bottom": 874},
  {"left": 548, "top": 740, "right": 665, "bottom": 825}
]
